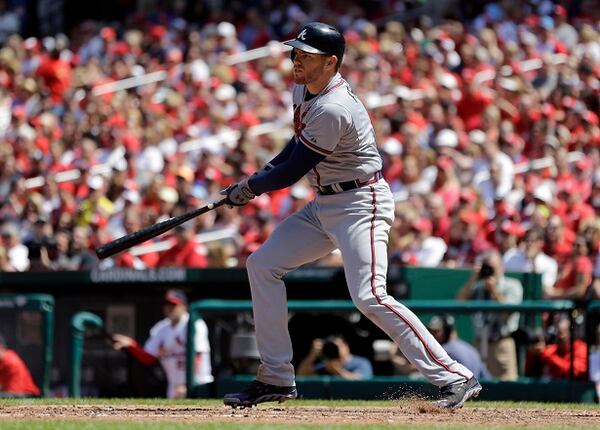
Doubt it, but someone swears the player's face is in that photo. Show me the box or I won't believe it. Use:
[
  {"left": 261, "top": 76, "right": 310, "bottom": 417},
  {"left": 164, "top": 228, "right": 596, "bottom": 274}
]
[{"left": 291, "top": 49, "right": 332, "bottom": 85}]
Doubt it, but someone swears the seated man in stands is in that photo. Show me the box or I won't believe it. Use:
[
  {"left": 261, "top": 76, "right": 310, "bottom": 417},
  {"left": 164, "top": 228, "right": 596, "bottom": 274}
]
[
  {"left": 427, "top": 315, "right": 491, "bottom": 380},
  {"left": 0, "top": 333, "right": 40, "bottom": 397},
  {"left": 297, "top": 335, "right": 373, "bottom": 380},
  {"left": 525, "top": 317, "right": 588, "bottom": 380}
]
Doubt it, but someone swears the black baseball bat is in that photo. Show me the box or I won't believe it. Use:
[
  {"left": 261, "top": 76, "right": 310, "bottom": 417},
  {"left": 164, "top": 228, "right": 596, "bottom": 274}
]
[{"left": 95, "top": 198, "right": 228, "bottom": 259}]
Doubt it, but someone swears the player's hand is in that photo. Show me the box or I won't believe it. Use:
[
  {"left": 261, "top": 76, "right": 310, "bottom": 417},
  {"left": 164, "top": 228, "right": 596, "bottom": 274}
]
[
  {"left": 308, "top": 338, "right": 324, "bottom": 359},
  {"left": 220, "top": 178, "right": 255, "bottom": 207},
  {"left": 112, "top": 334, "right": 135, "bottom": 350}
]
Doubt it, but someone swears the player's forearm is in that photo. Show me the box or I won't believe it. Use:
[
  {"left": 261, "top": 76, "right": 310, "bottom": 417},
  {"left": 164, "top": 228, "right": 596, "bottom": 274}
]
[
  {"left": 249, "top": 142, "right": 325, "bottom": 195},
  {"left": 126, "top": 341, "right": 159, "bottom": 367}
]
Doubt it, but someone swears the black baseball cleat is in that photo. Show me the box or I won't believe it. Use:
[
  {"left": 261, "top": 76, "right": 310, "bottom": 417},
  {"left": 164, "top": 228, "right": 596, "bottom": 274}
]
[
  {"left": 435, "top": 377, "right": 482, "bottom": 409},
  {"left": 223, "top": 380, "right": 298, "bottom": 408}
]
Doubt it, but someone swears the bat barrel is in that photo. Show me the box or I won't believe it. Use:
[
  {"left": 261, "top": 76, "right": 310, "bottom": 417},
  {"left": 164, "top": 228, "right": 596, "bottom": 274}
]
[{"left": 95, "top": 199, "right": 227, "bottom": 259}]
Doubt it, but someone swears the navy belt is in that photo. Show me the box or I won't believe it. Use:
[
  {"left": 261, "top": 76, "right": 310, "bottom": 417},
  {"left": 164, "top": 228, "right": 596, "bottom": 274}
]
[{"left": 318, "top": 171, "right": 382, "bottom": 195}]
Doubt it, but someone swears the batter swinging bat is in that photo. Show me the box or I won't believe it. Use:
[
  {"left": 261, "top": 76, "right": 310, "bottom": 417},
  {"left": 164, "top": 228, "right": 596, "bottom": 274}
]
[{"left": 95, "top": 198, "right": 228, "bottom": 259}]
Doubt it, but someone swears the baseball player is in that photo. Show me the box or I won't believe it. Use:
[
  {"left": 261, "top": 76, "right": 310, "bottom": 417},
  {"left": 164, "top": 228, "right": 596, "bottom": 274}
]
[
  {"left": 222, "top": 22, "right": 481, "bottom": 409},
  {"left": 112, "top": 289, "right": 213, "bottom": 399}
]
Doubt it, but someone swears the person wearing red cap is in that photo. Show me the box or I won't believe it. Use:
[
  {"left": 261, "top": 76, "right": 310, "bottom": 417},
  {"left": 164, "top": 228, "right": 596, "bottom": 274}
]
[
  {"left": 112, "top": 289, "right": 213, "bottom": 398},
  {"left": 0, "top": 333, "right": 40, "bottom": 397}
]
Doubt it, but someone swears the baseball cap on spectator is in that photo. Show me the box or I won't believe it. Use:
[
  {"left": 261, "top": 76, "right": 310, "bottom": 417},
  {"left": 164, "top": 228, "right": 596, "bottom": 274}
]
[
  {"left": 217, "top": 22, "right": 236, "bottom": 39},
  {"left": 468, "top": 129, "right": 486, "bottom": 145},
  {"left": 583, "top": 111, "right": 599, "bottom": 126},
  {"left": 541, "top": 103, "right": 557, "bottom": 118},
  {"left": 87, "top": 176, "right": 105, "bottom": 191},
  {"left": 164, "top": 289, "right": 187, "bottom": 306},
  {"left": 435, "top": 129, "right": 458, "bottom": 148},
  {"left": 459, "top": 210, "right": 485, "bottom": 227},
  {"left": 215, "top": 84, "right": 236, "bottom": 101},
  {"left": 501, "top": 220, "right": 525, "bottom": 238},
  {"left": 381, "top": 137, "right": 402, "bottom": 155},
  {"left": 150, "top": 25, "right": 166, "bottom": 40},
  {"left": 100, "top": 27, "right": 116, "bottom": 42},
  {"left": 122, "top": 189, "right": 141, "bottom": 204},
  {"left": 554, "top": 5, "right": 567, "bottom": 17},
  {"left": 158, "top": 186, "right": 179, "bottom": 203},
  {"left": 533, "top": 183, "right": 554, "bottom": 205},
  {"left": 438, "top": 73, "right": 458, "bottom": 89}
]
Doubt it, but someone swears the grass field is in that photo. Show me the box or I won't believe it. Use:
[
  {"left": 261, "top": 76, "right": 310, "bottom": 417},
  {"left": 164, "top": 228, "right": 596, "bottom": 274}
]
[{"left": 1, "top": 398, "right": 599, "bottom": 429}]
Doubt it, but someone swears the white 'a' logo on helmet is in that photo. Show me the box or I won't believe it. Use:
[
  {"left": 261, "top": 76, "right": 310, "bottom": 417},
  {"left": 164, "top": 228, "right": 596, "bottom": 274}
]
[{"left": 297, "top": 29, "right": 308, "bottom": 40}]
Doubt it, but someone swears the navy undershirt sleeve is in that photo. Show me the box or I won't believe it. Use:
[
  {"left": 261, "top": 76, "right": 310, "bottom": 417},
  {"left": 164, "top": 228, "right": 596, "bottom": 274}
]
[
  {"left": 248, "top": 141, "right": 325, "bottom": 195},
  {"left": 267, "top": 136, "right": 296, "bottom": 167}
]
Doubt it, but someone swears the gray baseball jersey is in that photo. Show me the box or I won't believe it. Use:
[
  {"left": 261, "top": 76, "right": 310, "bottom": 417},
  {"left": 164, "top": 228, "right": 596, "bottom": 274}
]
[
  {"left": 292, "top": 73, "right": 381, "bottom": 187},
  {"left": 246, "top": 73, "right": 474, "bottom": 390}
]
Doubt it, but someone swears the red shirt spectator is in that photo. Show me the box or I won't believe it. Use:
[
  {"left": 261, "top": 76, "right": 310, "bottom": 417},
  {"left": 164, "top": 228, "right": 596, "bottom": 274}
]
[
  {"left": 36, "top": 52, "right": 72, "bottom": 103},
  {"left": 158, "top": 227, "right": 208, "bottom": 268},
  {"left": 525, "top": 318, "right": 588, "bottom": 380},
  {"left": 550, "top": 236, "right": 593, "bottom": 299},
  {"left": 0, "top": 335, "right": 40, "bottom": 396}
]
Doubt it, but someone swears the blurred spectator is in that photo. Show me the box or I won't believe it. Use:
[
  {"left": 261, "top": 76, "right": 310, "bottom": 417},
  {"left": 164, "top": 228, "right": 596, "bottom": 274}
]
[
  {"left": 589, "top": 323, "right": 600, "bottom": 403},
  {"left": 456, "top": 250, "right": 523, "bottom": 380},
  {"left": 297, "top": 335, "right": 373, "bottom": 380},
  {"left": 0, "top": 332, "right": 40, "bottom": 397},
  {"left": 525, "top": 317, "right": 587, "bottom": 380},
  {"left": 52, "top": 226, "right": 96, "bottom": 271},
  {"left": 23, "top": 215, "right": 56, "bottom": 271},
  {"left": 544, "top": 214, "right": 575, "bottom": 265},
  {"left": 112, "top": 208, "right": 159, "bottom": 269},
  {"left": 427, "top": 315, "right": 491, "bottom": 380},
  {"left": 400, "top": 217, "right": 447, "bottom": 267},
  {"left": 112, "top": 289, "right": 213, "bottom": 399},
  {"left": 547, "top": 235, "right": 594, "bottom": 300},
  {"left": 157, "top": 222, "right": 208, "bottom": 268},
  {"left": 0, "top": 222, "right": 29, "bottom": 271},
  {"left": 502, "top": 227, "right": 558, "bottom": 297}
]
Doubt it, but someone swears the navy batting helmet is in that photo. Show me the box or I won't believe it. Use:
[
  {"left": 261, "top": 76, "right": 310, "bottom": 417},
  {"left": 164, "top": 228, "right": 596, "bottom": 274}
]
[{"left": 284, "top": 22, "right": 345, "bottom": 66}]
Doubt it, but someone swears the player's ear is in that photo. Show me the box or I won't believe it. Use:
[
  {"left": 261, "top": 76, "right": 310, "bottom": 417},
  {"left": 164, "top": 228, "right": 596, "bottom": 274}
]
[{"left": 328, "top": 55, "right": 338, "bottom": 69}]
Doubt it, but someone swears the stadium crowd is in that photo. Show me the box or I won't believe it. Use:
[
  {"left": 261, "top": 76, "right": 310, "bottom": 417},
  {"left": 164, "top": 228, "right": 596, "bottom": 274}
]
[{"left": 0, "top": 0, "right": 598, "bottom": 301}]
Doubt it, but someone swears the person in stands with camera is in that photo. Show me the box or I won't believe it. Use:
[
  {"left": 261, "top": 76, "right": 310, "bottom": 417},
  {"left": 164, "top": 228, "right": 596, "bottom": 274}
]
[
  {"left": 456, "top": 250, "right": 523, "bottom": 381},
  {"left": 427, "top": 315, "right": 491, "bottom": 380},
  {"left": 296, "top": 335, "right": 373, "bottom": 380}
]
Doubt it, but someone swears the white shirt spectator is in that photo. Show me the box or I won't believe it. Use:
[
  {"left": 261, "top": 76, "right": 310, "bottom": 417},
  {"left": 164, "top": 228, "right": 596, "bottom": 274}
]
[
  {"left": 7, "top": 243, "right": 29, "bottom": 272},
  {"left": 502, "top": 248, "right": 558, "bottom": 293},
  {"left": 413, "top": 236, "right": 448, "bottom": 267}
]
